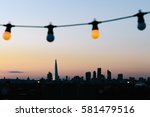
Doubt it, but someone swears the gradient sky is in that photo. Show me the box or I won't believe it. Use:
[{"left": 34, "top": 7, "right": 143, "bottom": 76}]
[{"left": 0, "top": 0, "right": 150, "bottom": 79}]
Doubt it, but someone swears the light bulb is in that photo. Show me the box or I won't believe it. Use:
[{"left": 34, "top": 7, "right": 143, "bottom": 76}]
[
  {"left": 136, "top": 10, "right": 146, "bottom": 31},
  {"left": 90, "top": 20, "right": 100, "bottom": 39},
  {"left": 91, "top": 29, "right": 99, "bottom": 39},
  {"left": 3, "top": 31, "right": 11, "bottom": 40},
  {"left": 3, "top": 23, "right": 13, "bottom": 40},
  {"left": 47, "top": 34, "right": 55, "bottom": 42},
  {"left": 45, "top": 24, "right": 55, "bottom": 42},
  {"left": 138, "top": 22, "right": 146, "bottom": 30}
]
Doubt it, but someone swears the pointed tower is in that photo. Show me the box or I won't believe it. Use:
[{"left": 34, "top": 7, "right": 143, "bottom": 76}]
[{"left": 55, "top": 59, "right": 59, "bottom": 81}]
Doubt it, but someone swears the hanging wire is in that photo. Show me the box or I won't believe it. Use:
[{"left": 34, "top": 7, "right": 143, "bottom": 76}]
[
  {"left": 0, "top": 10, "right": 150, "bottom": 42},
  {"left": 1, "top": 10, "right": 149, "bottom": 28}
]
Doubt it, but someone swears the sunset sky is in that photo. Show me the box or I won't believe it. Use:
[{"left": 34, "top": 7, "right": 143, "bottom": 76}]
[{"left": 0, "top": 0, "right": 150, "bottom": 79}]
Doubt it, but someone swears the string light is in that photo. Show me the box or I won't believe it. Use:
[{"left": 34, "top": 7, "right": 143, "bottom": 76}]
[
  {"left": 3, "top": 23, "right": 13, "bottom": 40},
  {"left": 134, "top": 10, "right": 147, "bottom": 30},
  {"left": 89, "top": 20, "right": 100, "bottom": 39},
  {"left": 44, "top": 24, "right": 56, "bottom": 42},
  {"left": 0, "top": 10, "right": 149, "bottom": 42}
]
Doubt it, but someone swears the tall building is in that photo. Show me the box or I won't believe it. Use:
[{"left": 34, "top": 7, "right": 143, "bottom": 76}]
[
  {"left": 107, "top": 70, "right": 111, "bottom": 80},
  {"left": 97, "top": 68, "right": 101, "bottom": 79},
  {"left": 93, "top": 71, "right": 96, "bottom": 79},
  {"left": 47, "top": 72, "right": 53, "bottom": 81},
  {"left": 117, "top": 74, "right": 123, "bottom": 81},
  {"left": 55, "top": 59, "right": 59, "bottom": 81},
  {"left": 85, "top": 72, "right": 91, "bottom": 81}
]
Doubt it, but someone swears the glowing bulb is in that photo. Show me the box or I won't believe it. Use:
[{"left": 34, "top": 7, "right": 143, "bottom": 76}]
[
  {"left": 90, "top": 20, "right": 100, "bottom": 39},
  {"left": 92, "top": 29, "right": 100, "bottom": 39},
  {"left": 3, "top": 23, "right": 13, "bottom": 40},
  {"left": 3, "top": 31, "right": 11, "bottom": 40}
]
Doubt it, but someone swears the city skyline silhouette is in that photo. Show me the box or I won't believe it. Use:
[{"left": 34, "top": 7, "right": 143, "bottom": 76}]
[
  {"left": 1, "top": 59, "right": 150, "bottom": 80},
  {"left": 0, "top": 61, "right": 150, "bottom": 100}
]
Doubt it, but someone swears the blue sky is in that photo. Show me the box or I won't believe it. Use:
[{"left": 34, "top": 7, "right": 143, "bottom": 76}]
[{"left": 0, "top": 0, "right": 150, "bottom": 79}]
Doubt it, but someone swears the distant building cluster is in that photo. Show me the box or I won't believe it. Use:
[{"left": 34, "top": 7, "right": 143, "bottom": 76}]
[
  {"left": 47, "top": 60, "right": 113, "bottom": 81},
  {"left": 85, "top": 68, "right": 112, "bottom": 81},
  {"left": 0, "top": 60, "right": 150, "bottom": 100},
  {"left": 46, "top": 60, "right": 124, "bottom": 82}
]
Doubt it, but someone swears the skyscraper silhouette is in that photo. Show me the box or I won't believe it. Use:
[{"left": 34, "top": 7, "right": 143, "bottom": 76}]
[
  {"left": 47, "top": 72, "right": 53, "bottom": 81},
  {"left": 55, "top": 59, "right": 59, "bottom": 81},
  {"left": 107, "top": 70, "right": 111, "bottom": 80},
  {"left": 93, "top": 71, "right": 96, "bottom": 79},
  {"left": 85, "top": 72, "right": 91, "bottom": 81},
  {"left": 117, "top": 74, "right": 123, "bottom": 81},
  {"left": 97, "top": 68, "right": 101, "bottom": 79}
]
